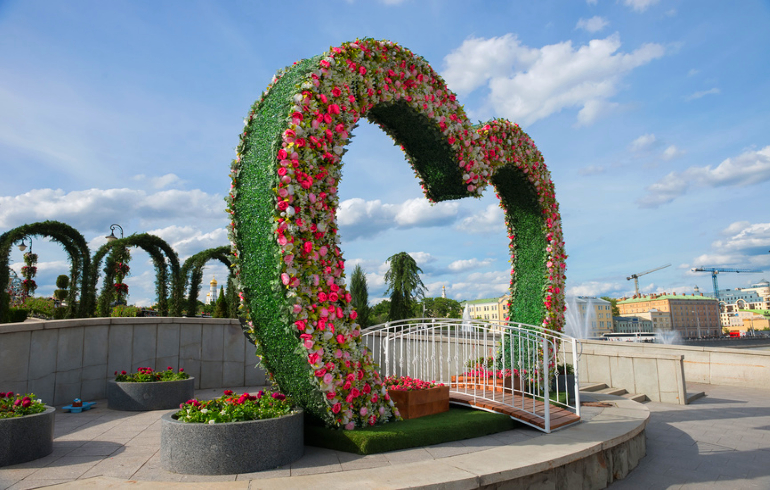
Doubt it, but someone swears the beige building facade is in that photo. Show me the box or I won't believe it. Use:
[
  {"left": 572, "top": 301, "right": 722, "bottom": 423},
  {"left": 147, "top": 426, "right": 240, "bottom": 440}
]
[
  {"left": 617, "top": 293, "right": 720, "bottom": 338},
  {"left": 464, "top": 294, "right": 511, "bottom": 324}
]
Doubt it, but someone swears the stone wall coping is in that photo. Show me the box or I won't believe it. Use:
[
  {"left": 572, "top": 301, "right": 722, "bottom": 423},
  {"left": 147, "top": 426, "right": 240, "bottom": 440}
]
[
  {"left": 580, "top": 339, "right": 770, "bottom": 358},
  {"left": 580, "top": 348, "right": 684, "bottom": 361},
  {"left": 0, "top": 317, "right": 241, "bottom": 333}
]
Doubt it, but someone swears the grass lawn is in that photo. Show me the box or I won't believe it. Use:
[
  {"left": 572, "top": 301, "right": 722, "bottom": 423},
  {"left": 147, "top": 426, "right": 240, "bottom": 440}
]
[{"left": 305, "top": 405, "right": 521, "bottom": 455}]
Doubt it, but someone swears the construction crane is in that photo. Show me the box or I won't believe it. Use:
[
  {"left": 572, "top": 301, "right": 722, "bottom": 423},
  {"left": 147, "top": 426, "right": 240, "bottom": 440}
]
[
  {"left": 691, "top": 267, "right": 764, "bottom": 302},
  {"left": 627, "top": 264, "right": 671, "bottom": 296}
]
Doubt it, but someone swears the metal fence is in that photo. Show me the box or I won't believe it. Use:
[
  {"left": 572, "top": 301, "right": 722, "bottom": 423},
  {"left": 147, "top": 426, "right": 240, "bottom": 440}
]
[{"left": 361, "top": 318, "right": 581, "bottom": 432}]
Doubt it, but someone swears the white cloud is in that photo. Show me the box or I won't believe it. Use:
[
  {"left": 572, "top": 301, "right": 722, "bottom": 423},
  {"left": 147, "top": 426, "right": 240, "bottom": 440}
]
[
  {"left": 711, "top": 221, "right": 770, "bottom": 257},
  {"left": 687, "top": 69, "right": 699, "bottom": 77},
  {"left": 408, "top": 251, "right": 437, "bottom": 268},
  {"left": 566, "top": 281, "right": 622, "bottom": 297},
  {"left": 448, "top": 258, "right": 494, "bottom": 273},
  {"left": 578, "top": 165, "right": 606, "bottom": 176},
  {"left": 443, "top": 34, "right": 665, "bottom": 126},
  {"left": 638, "top": 146, "right": 770, "bottom": 207},
  {"left": 576, "top": 16, "right": 609, "bottom": 33},
  {"left": 0, "top": 187, "right": 226, "bottom": 230},
  {"left": 132, "top": 173, "right": 185, "bottom": 190},
  {"left": 630, "top": 133, "right": 656, "bottom": 152},
  {"left": 623, "top": 0, "right": 660, "bottom": 12},
  {"left": 661, "top": 145, "right": 685, "bottom": 160},
  {"left": 685, "top": 88, "right": 720, "bottom": 101},
  {"left": 146, "top": 225, "right": 229, "bottom": 259},
  {"left": 337, "top": 197, "right": 460, "bottom": 240},
  {"left": 455, "top": 205, "right": 505, "bottom": 234}
]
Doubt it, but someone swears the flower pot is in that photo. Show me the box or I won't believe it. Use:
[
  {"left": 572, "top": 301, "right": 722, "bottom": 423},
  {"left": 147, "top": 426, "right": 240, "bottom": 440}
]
[
  {"left": 388, "top": 385, "right": 450, "bottom": 420},
  {"left": 160, "top": 409, "right": 304, "bottom": 475},
  {"left": 0, "top": 406, "right": 55, "bottom": 467},
  {"left": 107, "top": 378, "right": 195, "bottom": 411}
]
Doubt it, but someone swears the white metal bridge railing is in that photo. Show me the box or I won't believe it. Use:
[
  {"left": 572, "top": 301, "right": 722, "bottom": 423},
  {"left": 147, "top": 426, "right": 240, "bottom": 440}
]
[{"left": 361, "top": 318, "right": 582, "bottom": 433}]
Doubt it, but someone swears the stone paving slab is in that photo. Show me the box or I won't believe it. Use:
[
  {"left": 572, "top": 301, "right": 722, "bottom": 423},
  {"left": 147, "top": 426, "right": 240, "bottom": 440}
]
[
  {"left": 36, "top": 384, "right": 770, "bottom": 490},
  {"left": 1, "top": 384, "right": 653, "bottom": 490}
]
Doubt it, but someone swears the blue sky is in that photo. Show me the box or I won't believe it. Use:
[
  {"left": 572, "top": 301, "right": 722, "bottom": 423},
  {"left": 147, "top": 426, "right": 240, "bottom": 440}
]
[{"left": 2, "top": 0, "right": 770, "bottom": 306}]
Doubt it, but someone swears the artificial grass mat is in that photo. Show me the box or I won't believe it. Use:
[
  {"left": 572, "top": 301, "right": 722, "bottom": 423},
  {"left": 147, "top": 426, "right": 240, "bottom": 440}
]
[{"left": 305, "top": 406, "right": 521, "bottom": 455}]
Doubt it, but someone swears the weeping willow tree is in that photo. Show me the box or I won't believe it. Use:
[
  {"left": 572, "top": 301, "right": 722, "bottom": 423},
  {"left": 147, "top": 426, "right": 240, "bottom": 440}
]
[{"left": 384, "top": 252, "right": 426, "bottom": 322}]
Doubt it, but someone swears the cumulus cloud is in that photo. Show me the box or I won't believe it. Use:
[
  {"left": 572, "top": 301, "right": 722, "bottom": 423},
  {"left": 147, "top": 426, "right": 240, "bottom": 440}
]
[
  {"left": 576, "top": 16, "right": 609, "bottom": 33},
  {"left": 661, "top": 145, "right": 685, "bottom": 160},
  {"left": 0, "top": 187, "right": 226, "bottom": 231},
  {"left": 623, "top": 0, "right": 660, "bottom": 12},
  {"left": 455, "top": 205, "right": 505, "bottom": 234},
  {"left": 448, "top": 258, "right": 494, "bottom": 273},
  {"left": 146, "top": 225, "right": 229, "bottom": 259},
  {"left": 337, "top": 197, "right": 459, "bottom": 240},
  {"left": 442, "top": 33, "right": 665, "bottom": 126},
  {"left": 630, "top": 133, "right": 656, "bottom": 152},
  {"left": 685, "top": 88, "right": 720, "bottom": 101},
  {"left": 638, "top": 146, "right": 770, "bottom": 208}
]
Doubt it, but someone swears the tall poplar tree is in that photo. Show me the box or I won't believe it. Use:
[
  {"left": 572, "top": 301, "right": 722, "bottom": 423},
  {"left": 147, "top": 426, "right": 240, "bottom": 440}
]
[
  {"left": 384, "top": 252, "right": 426, "bottom": 321},
  {"left": 350, "top": 264, "right": 370, "bottom": 327}
]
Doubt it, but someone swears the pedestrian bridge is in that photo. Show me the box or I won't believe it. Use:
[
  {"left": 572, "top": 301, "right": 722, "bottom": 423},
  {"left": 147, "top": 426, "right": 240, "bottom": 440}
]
[{"left": 361, "top": 318, "right": 582, "bottom": 433}]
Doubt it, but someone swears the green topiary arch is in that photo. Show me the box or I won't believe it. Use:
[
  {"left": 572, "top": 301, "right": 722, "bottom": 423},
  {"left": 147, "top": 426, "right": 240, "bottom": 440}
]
[
  {"left": 89, "top": 234, "right": 183, "bottom": 317},
  {"left": 228, "top": 39, "right": 566, "bottom": 429},
  {"left": 180, "top": 246, "right": 232, "bottom": 316},
  {"left": 0, "top": 221, "right": 91, "bottom": 322}
]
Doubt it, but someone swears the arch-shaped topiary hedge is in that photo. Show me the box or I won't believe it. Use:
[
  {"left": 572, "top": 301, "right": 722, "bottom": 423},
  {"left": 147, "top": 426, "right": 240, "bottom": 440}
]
[
  {"left": 0, "top": 221, "right": 91, "bottom": 322},
  {"left": 180, "top": 246, "right": 232, "bottom": 316},
  {"left": 227, "top": 39, "right": 566, "bottom": 429},
  {"left": 89, "top": 234, "right": 183, "bottom": 317}
]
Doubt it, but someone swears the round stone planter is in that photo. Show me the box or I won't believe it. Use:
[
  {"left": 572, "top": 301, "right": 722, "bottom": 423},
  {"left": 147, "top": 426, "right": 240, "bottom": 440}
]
[
  {"left": 160, "top": 409, "right": 304, "bottom": 475},
  {"left": 0, "top": 406, "right": 55, "bottom": 467},
  {"left": 107, "top": 377, "right": 195, "bottom": 411}
]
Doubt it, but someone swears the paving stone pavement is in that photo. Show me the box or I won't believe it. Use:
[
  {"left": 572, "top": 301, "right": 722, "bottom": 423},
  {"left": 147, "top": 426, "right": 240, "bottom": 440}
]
[
  {"left": 610, "top": 383, "right": 770, "bottom": 489},
  {"left": 2, "top": 382, "right": 769, "bottom": 489}
]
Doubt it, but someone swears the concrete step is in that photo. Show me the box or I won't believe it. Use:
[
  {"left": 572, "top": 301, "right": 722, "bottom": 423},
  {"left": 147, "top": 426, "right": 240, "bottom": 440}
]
[
  {"left": 623, "top": 393, "right": 648, "bottom": 403},
  {"left": 598, "top": 387, "right": 628, "bottom": 396},
  {"left": 580, "top": 383, "right": 608, "bottom": 393},
  {"left": 686, "top": 391, "right": 705, "bottom": 404}
]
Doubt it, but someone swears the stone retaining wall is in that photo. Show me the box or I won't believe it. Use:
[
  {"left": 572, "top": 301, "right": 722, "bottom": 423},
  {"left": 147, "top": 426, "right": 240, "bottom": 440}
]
[
  {"left": 567, "top": 339, "right": 770, "bottom": 395},
  {"left": 0, "top": 318, "right": 266, "bottom": 406}
]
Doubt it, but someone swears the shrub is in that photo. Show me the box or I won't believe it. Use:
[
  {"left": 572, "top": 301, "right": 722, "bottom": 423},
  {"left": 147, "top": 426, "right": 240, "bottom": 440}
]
[
  {"left": 7, "top": 307, "right": 28, "bottom": 323},
  {"left": 111, "top": 305, "right": 139, "bottom": 317},
  {"left": 114, "top": 366, "right": 189, "bottom": 382},
  {"left": 53, "top": 274, "right": 69, "bottom": 302},
  {"left": 22, "top": 297, "right": 55, "bottom": 319}
]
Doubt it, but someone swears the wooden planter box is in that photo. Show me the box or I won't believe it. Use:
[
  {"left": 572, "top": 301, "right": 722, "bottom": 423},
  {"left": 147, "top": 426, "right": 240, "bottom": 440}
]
[
  {"left": 107, "top": 377, "right": 195, "bottom": 411},
  {"left": 0, "top": 406, "right": 55, "bottom": 467},
  {"left": 160, "top": 409, "right": 304, "bottom": 474},
  {"left": 388, "top": 385, "right": 449, "bottom": 420}
]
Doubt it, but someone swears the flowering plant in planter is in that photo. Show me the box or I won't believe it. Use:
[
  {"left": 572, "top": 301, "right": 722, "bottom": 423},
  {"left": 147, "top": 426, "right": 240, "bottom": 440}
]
[
  {"left": 383, "top": 376, "right": 443, "bottom": 391},
  {"left": 0, "top": 392, "right": 46, "bottom": 418},
  {"left": 174, "top": 390, "right": 295, "bottom": 424},
  {"left": 114, "top": 367, "right": 189, "bottom": 383}
]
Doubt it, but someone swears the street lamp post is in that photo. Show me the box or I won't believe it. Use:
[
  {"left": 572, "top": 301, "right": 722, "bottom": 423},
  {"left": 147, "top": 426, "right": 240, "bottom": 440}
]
[
  {"left": 105, "top": 224, "right": 124, "bottom": 242},
  {"left": 16, "top": 237, "right": 30, "bottom": 252}
]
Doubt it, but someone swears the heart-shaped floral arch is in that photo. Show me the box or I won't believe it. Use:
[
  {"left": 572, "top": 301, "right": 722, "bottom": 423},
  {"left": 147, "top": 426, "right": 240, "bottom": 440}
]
[{"left": 226, "top": 39, "right": 566, "bottom": 429}]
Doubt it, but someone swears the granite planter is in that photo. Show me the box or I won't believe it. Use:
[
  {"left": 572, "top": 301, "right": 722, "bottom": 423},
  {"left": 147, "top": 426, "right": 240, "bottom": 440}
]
[
  {"left": 107, "top": 378, "right": 195, "bottom": 411},
  {"left": 160, "top": 409, "right": 304, "bottom": 475},
  {"left": 0, "top": 406, "right": 55, "bottom": 467},
  {"left": 553, "top": 374, "right": 577, "bottom": 405},
  {"left": 388, "top": 385, "right": 450, "bottom": 420}
]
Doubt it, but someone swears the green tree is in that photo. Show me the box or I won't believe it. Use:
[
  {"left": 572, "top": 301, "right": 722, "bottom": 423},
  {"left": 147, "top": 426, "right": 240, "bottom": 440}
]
[
  {"left": 420, "top": 297, "right": 463, "bottom": 319},
  {"left": 370, "top": 300, "right": 390, "bottom": 325},
  {"left": 350, "top": 264, "right": 371, "bottom": 327},
  {"left": 214, "top": 286, "right": 228, "bottom": 318},
  {"left": 600, "top": 296, "right": 620, "bottom": 317},
  {"left": 384, "top": 252, "right": 426, "bottom": 321}
]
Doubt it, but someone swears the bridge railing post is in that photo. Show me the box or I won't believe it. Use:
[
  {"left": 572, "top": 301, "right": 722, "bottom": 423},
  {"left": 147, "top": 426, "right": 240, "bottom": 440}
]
[{"left": 542, "top": 336, "right": 550, "bottom": 433}]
